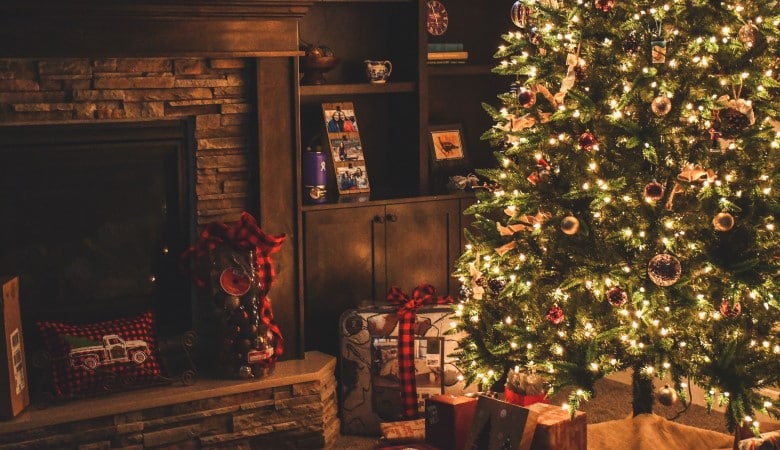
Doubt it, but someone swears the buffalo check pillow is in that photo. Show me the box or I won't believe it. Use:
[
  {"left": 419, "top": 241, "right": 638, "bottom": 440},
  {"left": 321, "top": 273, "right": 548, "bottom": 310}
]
[{"left": 37, "top": 311, "right": 163, "bottom": 399}]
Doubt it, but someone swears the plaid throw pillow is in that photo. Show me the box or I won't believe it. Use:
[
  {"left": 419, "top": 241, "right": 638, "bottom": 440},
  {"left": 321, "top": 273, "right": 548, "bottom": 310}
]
[{"left": 37, "top": 311, "right": 163, "bottom": 399}]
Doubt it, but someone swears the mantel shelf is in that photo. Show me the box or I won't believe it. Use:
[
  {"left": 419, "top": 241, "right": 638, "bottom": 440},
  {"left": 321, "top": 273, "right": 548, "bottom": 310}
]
[{"left": 299, "top": 81, "right": 416, "bottom": 97}]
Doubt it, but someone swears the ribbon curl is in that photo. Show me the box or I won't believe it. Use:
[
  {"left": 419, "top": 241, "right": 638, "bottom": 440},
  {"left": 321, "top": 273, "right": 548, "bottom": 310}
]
[{"left": 387, "top": 284, "right": 454, "bottom": 419}]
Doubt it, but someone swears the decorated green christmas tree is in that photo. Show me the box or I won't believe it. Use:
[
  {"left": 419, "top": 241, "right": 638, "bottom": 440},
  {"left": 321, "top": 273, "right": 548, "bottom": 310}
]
[{"left": 452, "top": 0, "right": 780, "bottom": 432}]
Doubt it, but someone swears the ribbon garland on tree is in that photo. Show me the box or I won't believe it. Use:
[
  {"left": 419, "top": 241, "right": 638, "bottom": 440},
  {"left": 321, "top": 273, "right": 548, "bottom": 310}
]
[
  {"left": 181, "top": 211, "right": 287, "bottom": 359},
  {"left": 387, "top": 284, "right": 454, "bottom": 419}
]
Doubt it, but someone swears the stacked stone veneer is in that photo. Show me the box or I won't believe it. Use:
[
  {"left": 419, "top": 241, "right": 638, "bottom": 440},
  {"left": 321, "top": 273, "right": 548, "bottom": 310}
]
[
  {"left": 0, "top": 57, "right": 256, "bottom": 225},
  {"left": 0, "top": 359, "right": 340, "bottom": 450}
]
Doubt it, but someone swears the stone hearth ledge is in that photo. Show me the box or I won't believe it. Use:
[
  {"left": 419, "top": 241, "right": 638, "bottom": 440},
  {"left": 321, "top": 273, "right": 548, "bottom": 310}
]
[{"left": 0, "top": 351, "right": 335, "bottom": 435}]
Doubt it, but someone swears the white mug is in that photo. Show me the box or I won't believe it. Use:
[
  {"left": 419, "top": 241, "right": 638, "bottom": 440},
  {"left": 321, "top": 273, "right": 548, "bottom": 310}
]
[{"left": 364, "top": 60, "right": 392, "bottom": 83}]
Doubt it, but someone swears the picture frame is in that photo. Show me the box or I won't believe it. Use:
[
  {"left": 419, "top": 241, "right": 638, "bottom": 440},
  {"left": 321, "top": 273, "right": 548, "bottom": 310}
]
[
  {"left": 321, "top": 102, "right": 371, "bottom": 196},
  {"left": 428, "top": 123, "right": 468, "bottom": 171}
]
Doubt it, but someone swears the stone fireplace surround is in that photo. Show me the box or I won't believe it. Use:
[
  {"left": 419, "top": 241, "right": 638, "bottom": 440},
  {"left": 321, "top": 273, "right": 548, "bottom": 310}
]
[{"left": 0, "top": 1, "right": 340, "bottom": 448}]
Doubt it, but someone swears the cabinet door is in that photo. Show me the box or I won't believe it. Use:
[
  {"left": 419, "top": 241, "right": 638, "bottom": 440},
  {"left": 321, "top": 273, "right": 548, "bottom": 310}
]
[
  {"left": 303, "top": 205, "right": 386, "bottom": 355},
  {"left": 384, "top": 199, "right": 462, "bottom": 298}
]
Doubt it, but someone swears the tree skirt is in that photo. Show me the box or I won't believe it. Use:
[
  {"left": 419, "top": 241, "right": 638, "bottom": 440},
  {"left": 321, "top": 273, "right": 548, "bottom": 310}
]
[{"left": 588, "top": 414, "right": 734, "bottom": 450}]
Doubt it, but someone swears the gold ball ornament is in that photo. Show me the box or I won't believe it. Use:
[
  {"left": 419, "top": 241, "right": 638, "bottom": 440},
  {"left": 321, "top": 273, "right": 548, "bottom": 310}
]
[
  {"left": 738, "top": 23, "right": 760, "bottom": 47},
  {"left": 651, "top": 95, "right": 672, "bottom": 116},
  {"left": 561, "top": 216, "right": 580, "bottom": 235},
  {"left": 657, "top": 385, "right": 679, "bottom": 406},
  {"left": 712, "top": 212, "right": 735, "bottom": 232},
  {"left": 647, "top": 254, "right": 682, "bottom": 287},
  {"left": 510, "top": 1, "right": 532, "bottom": 28}
]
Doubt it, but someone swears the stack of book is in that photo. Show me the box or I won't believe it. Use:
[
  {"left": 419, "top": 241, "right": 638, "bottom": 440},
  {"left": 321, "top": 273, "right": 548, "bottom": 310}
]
[{"left": 427, "top": 43, "right": 468, "bottom": 64}]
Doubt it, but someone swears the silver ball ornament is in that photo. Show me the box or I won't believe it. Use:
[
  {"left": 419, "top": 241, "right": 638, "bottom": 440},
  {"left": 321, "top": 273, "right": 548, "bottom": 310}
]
[
  {"left": 657, "top": 384, "right": 679, "bottom": 406},
  {"left": 561, "top": 216, "right": 580, "bottom": 235},
  {"left": 647, "top": 254, "right": 682, "bottom": 287}
]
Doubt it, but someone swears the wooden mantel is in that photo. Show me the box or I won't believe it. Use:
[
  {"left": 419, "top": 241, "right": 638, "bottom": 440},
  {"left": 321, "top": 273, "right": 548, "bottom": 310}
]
[{"left": 0, "top": 0, "right": 316, "bottom": 58}]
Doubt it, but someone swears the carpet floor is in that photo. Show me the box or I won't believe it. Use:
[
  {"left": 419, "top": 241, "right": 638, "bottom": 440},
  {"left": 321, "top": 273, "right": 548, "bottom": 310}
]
[{"left": 330, "top": 377, "right": 779, "bottom": 449}]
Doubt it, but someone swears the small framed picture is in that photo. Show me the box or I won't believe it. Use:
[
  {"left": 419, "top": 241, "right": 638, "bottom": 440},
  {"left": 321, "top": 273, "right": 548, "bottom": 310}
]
[{"left": 428, "top": 124, "right": 468, "bottom": 171}]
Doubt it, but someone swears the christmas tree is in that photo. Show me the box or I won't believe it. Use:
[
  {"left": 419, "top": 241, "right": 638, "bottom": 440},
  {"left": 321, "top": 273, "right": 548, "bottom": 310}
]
[{"left": 452, "top": 0, "right": 780, "bottom": 432}]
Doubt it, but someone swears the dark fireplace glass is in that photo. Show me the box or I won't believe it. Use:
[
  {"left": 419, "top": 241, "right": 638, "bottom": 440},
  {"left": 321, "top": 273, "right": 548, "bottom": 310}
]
[{"left": 0, "top": 120, "right": 195, "bottom": 341}]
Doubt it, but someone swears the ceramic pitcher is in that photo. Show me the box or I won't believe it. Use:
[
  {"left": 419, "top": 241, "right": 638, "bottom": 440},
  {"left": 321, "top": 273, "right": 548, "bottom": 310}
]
[{"left": 364, "top": 60, "right": 392, "bottom": 83}]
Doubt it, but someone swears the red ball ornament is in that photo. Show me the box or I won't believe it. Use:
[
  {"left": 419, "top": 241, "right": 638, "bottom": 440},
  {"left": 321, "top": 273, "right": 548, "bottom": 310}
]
[
  {"left": 644, "top": 181, "right": 665, "bottom": 201},
  {"left": 607, "top": 287, "right": 628, "bottom": 307},
  {"left": 594, "top": 0, "right": 615, "bottom": 12},
  {"left": 578, "top": 131, "right": 597, "bottom": 151},
  {"left": 719, "top": 300, "right": 742, "bottom": 318},
  {"left": 546, "top": 304, "right": 565, "bottom": 325}
]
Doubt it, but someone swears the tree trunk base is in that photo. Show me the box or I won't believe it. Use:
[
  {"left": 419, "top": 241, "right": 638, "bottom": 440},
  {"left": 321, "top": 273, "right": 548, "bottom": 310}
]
[{"left": 631, "top": 366, "right": 654, "bottom": 416}]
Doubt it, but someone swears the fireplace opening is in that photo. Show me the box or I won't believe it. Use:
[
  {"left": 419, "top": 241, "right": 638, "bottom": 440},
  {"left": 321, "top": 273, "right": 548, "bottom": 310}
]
[{"left": 0, "top": 120, "right": 196, "bottom": 351}]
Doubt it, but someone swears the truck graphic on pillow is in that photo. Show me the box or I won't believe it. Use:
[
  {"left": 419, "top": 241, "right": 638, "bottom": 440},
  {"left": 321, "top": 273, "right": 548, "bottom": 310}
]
[{"left": 67, "top": 334, "right": 150, "bottom": 370}]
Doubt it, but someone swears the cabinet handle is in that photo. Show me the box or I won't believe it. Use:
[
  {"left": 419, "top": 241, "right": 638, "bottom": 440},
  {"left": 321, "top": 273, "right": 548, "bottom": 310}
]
[
  {"left": 373, "top": 215, "right": 385, "bottom": 223},
  {"left": 386, "top": 213, "right": 398, "bottom": 222}
]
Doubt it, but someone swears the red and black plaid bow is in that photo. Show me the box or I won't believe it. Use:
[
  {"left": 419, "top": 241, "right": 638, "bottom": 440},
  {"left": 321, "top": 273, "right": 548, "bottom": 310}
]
[
  {"left": 181, "top": 211, "right": 287, "bottom": 358},
  {"left": 387, "top": 284, "right": 454, "bottom": 419}
]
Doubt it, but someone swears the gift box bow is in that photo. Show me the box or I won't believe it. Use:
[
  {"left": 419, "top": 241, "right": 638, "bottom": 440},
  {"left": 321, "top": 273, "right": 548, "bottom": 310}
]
[{"left": 387, "top": 284, "right": 454, "bottom": 419}]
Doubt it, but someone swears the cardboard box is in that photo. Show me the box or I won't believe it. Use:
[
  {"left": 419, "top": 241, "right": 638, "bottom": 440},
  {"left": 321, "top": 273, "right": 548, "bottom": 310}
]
[
  {"left": 425, "top": 394, "right": 478, "bottom": 450},
  {"left": 0, "top": 276, "right": 29, "bottom": 419},
  {"left": 464, "top": 395, "right": 538, "bottom": 450},
  {"left": 527, "top": 402, "right": 586, "bottom": 450}
]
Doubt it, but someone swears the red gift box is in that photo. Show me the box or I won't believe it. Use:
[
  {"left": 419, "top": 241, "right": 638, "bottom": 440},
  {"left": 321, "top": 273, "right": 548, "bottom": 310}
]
[
  {"left": 504, "top": 387, "right": 548, "bottom": 407},
  {"left": 425, "top": 394, "right": 478, "bottom": 450}
]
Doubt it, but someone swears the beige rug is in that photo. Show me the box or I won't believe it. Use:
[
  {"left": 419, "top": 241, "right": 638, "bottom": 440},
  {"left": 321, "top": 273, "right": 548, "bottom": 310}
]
[{"left": 587, "top": 413, "right": 734, "bottom": 450}]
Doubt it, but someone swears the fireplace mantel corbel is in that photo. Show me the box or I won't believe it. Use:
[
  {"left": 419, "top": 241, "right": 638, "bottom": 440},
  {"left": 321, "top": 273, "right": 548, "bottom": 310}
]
[{"left": 0, "top": 0, "right": 315, "bottom": 58}]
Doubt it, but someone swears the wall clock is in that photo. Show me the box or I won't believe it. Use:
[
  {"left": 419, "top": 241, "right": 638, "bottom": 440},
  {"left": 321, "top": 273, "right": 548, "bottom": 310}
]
[{"left": 426, "top": 0, "right": 449, "bottom": 36}]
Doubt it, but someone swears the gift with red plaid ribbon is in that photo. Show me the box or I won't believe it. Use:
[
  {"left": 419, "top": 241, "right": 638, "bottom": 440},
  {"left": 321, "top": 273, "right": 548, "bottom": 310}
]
[
  {"left": 387, "top": 284, "right": 454, "bottom": 419},
  {"left": 181, "top": 212, "right": 286, "bottom": 362}
]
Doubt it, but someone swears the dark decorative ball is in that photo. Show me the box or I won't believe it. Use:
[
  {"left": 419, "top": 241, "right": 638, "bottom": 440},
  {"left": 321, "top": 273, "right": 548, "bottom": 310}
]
[
  {"left": 560, "top": 216, "right": 580, "bottom": 235},
  {"left": 644, "top": 181, "right": 665, "bottom": 201},
  {"left": 607, "top": 287, "right": 628, "bottom": 307},
  {"left": 517, "top": 88, "right": 537, "bottom": 108},
  {"left": 238, "top": 365, "right": 253, "bottom": 379},
  {"left": 510, "top": 1, "right": 533, "bottom": 28},
  {"left": 574, "top": 62, "right": 588, "bottom": 82},
  {"left": 657, "top": 385, "right": 679, "bottom": 406},
  {"left": 344, "top": 315, "right": 364, "bottom": 336},
  {"left": 476, "top": 277, "right": 489, "bottom": 288},
  {"left": 716, "top": 108, "right": 751, "bottom": 138},
  {"left": 712, "top": 212, "right": 735, "bottom": 232},
  {"left": 594, "top": 0, "right": 615, "bottom": 12},
  {"left": 459, "top": 284, "right": 474, "bottom": 300},
  {"left": 651, "top": 96, "right": 672, "bottom": 116},
  {"left": 622, "top": 32, "right": 641, "bottom": 55},
  {"left": 647, "top": 254, "right": 682, "bottom": 287},
  {"left": 578, "top": 131, "right": 597, "bottom": 151},
  {"left": 489, "top": 278, "right": 507, "bottom": 294},
  {"left": 546, "top": 304, "right": 565, "bottom": 325},
  {"left": 719, "top": 300, "right": 742, "bottom": 318}
]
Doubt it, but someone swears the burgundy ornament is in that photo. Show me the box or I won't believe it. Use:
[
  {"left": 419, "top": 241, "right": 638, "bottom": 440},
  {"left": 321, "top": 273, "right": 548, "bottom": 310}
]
[
  {"left": 518, "top": 88, "right": 537, "bottom": 108},
  {"left": 578, "top": 131, "right": 597, "bottom": 151},
  {"left": 546, "top": 304, "right": 565, "bottom": 325},
  {"left": 607, "top": 287, "right": 628, "bottom": 307},
  {"left": 719, "top": 300, "right": 742, "bottom": 318},
  {"left": 644, "top": 181, "right": 665, "bottom": 201},
  {"left": 489, "top": 278, "right": 508, "bottom": 294},
  {"left": 594, "top": 0, "right": 615, "bottom": 12}
]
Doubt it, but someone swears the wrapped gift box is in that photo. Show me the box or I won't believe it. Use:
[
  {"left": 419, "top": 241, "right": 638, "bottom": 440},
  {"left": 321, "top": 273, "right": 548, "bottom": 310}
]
[
  {"left": 0, "top": 276, "right": 29, "bottom": 420},
  {"left": 425, "top": 394, "right": 478, "bottom": 450},
  {"left": 464, "top": 395, "right": 538, "bottom": 450},
  {"left": 339, "top": 305, "right": 473, "bottom": 435},
  {"left": 527, "top": 402, "right": 587, "bottom": 450}
]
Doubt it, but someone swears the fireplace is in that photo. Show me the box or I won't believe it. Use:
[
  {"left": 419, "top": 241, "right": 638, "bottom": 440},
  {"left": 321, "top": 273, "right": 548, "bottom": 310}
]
[{"left": 0, "top": 120, "right": 195, "bottom": 343}]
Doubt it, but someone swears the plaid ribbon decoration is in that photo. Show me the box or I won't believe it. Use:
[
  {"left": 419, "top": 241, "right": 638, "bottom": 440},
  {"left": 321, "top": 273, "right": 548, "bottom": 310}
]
[
  {"left": 181, "top": 211, "right": 287, "bottom": 358},
  {"left": 387, "top": 284, "right": 454, "bottom": 419}
]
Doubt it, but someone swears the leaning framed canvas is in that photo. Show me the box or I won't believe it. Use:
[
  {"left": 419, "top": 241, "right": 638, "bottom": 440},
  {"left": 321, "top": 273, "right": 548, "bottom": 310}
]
[
  {"left": 322, "top": 102, "right": 371, "bottom": 196},
  {"left": 428, "top": 123, "right": 468, "bottom": 171}
]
